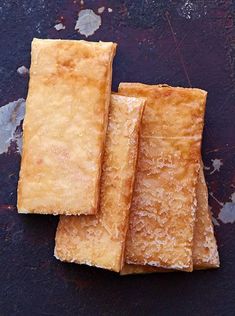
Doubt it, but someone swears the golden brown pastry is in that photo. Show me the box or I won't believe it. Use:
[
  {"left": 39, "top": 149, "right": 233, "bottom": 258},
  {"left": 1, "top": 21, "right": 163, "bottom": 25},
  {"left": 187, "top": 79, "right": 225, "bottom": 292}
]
[
  {"left": 17, "top": 39, "right": 116, "bottom": 215},
  {"left": 193, "top": 162, "right": 220, "bottom": 269},
  {"left": 120, "top": 163, "right": 220, "bottom": 275},
  {"left": 118, "top": 83, "right": 207, "bottom": 272},
  {"left": 54, "top": 94, "right": 145, "bottom": 272}
]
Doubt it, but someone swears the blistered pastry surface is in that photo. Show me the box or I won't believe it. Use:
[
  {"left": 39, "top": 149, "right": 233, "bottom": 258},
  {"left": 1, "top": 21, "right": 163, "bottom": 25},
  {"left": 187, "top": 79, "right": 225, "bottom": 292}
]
[
  {"left": 121, "top": 164, "right": 220, "bottom": 275},
  {"left": 17, "top": 39, "right": 116, "bottom": 215},
  {"left": 55, "top": 94, "right": 144, "bottom": 272},
  {"left": 119, "top": 83, "right": 207, "bottom": 271}
]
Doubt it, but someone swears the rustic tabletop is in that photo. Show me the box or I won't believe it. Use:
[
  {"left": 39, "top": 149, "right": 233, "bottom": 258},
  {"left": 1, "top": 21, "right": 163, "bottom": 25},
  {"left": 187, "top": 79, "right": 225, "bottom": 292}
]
[{"left": 0, "top": 1, "right": 235, "bottom": 315}]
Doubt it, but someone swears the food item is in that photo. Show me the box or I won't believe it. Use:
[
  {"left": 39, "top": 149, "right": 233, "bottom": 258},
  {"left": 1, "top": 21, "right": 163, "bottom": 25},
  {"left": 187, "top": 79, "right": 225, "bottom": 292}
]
[
  {"left": 17, "top": 39, "right": 116, "bottom": 215},
  {"left": 193, "top": 163, "right": 220, "bottom": 269},
  {"left": 118, "top": 83, "right": 207, "bottom": 271},
  {"left": 120, "top": 163, "right": 220, "bottom": 275},
  {"left": 55, "top": 94, "right": 145, "bottom": 272}
]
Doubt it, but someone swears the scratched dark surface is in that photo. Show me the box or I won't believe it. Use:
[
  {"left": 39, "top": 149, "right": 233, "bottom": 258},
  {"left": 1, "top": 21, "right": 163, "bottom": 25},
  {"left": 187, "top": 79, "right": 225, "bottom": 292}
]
[{"left": 0, "top": 1, "right": 235, "bottom": 315}]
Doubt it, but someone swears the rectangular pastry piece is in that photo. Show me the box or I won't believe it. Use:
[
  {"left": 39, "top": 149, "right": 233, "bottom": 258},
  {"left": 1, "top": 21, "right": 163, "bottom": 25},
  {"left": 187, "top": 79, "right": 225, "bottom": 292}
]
[
  {"left": 55, "top": 94, "right": 145, "bottom": 272},
  {"left": 17, "top": 39, "right": 116, "bottom": 215},
  {"left": 121, "top": 163, "right": 220, "bottom": 275},
  {"left": 118, "top": 83, "right": 207, "bottom": 271}
]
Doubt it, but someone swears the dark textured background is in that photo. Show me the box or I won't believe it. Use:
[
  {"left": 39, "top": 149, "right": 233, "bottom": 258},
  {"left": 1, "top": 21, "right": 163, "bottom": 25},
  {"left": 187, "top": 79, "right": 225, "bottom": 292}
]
[{"left": 0, "top": 1, "right": 235, "bottom": 315}]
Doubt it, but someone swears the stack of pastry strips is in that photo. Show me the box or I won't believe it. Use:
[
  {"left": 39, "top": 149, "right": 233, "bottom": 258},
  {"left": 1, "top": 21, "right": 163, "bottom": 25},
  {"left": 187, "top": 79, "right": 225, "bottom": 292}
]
[
  {"left": 118, "top": 83, "right": 219, "bottom": 273},
  {"left": 17, "top": 38, "right": 219, "bottom": 274}
]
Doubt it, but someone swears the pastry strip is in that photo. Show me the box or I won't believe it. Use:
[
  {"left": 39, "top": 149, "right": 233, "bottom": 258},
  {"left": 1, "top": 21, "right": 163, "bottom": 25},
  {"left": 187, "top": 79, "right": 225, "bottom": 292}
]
[
  {"left": 17, "top": 39, "right": 116, "bottom": 215},
  {"left": 192, "top": 162, "right": 220, "bottom": 269},
  {"left": 55, "top": 94, "right": 145, "bottom": 272}
]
